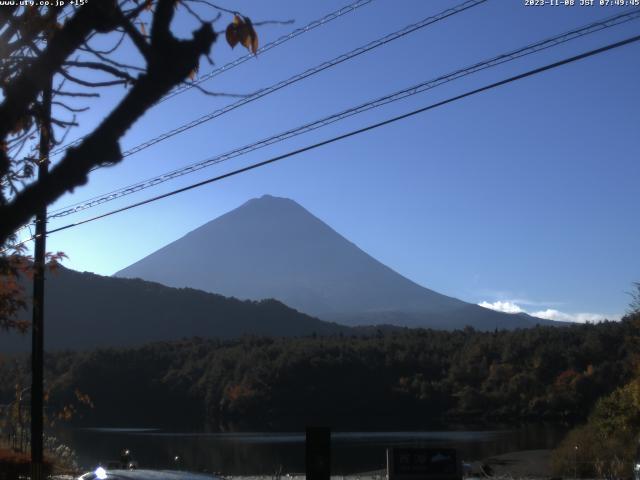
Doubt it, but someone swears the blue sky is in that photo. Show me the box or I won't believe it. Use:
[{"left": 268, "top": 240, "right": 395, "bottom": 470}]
[{"left": 32, "top": 0, "right": 639, "bottom": 321}]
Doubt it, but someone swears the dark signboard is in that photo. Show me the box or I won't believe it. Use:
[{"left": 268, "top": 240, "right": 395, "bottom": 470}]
[
  {"left": 306, "top": 427, "right": 330, "bottom": 480},
  {"left": 387, "top": 448, "right": 461, "bottom": 480}
]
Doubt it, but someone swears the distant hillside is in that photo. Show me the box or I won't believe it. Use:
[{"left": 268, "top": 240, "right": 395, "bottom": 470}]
[
  {"left": 0, "top": 267, "right": 348, "bottom": 353},
  {"left": 117, "top": 194, "right": 553, "bottom": 330}
]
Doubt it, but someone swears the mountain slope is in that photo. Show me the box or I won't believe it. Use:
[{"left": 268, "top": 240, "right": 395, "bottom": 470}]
[
  {"left": 116, "top": 195, "right": 549, "bottom": 330},
  {"left": 0, "top": 267, "right": 348, "bottom": 353}
]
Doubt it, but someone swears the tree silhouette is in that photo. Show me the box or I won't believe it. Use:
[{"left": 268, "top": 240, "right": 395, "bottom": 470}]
[
  {"left": 0, "top": 0, "right": 260, "bottom": 330},
  {"left": 628, "top": 282, "right": 640, "bottom": 315},
  {"left": 0, "top": 0, "right": 259, "bottom": 245}
]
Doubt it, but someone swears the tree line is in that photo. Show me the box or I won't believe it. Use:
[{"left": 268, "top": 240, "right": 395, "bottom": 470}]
[{"left": 1, "top": 314, "right": 637, "bottom": 432}]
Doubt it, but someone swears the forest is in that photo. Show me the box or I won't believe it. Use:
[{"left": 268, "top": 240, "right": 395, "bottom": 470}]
[{"left": 1, "top": 313, "right": 638, "bottom": 433}]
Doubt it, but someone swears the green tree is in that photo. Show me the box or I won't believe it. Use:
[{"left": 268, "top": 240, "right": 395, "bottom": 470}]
[{"left": 629, "top": 282, "right": 640, "bottom": 315}]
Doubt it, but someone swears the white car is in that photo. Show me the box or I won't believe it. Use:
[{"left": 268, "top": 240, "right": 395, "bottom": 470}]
[{"left": 78, "top": 468, "right": 221, "bottom": 480}]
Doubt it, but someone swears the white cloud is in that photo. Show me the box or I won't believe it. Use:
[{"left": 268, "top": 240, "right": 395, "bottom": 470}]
[
  {"left": 478, "top": 301, "right": 619, "bottom": 323},
  {"left": 478, "top": 301, "right": 525, "bottom": 314},
  {"left": 530, "top": 309, "right": 618, "bottom": 323},
  {"left": 474, "top": 290, "right": 564, "bottom": 308}
]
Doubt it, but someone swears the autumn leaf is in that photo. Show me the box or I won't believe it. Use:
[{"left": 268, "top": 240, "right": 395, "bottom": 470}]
[
  {"left": 75, "top": 389, "right": 95, "bottom": 408},
  {"left": 10, "top": 115, "right": 31, "bottom": 135},
  {"left": 225, "top": 15, "right": 241, "bottom": 48},
  {"left": 239, "top": 16, "right": 259, "bottom": 54},
  {"left": 13, "top": 320, "right": 30, "bottom": 333},
  {"left": 46, "top": 251, "right": 68, "bottom": 273},
  {"left": 188, "top": 65, "right": 198, "bottom": 81},
  {"left": 226, "top": 15, "right": 258, "bottom": 54}
]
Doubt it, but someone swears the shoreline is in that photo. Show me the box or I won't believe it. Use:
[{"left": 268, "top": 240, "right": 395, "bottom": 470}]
[
  {"left": 219, "top": 449, "right": 555, "bottom": 479},
  {"left": 51, "top": 449, "right": 555, "bottom": 480},
  {"left": 467, "top": 449, "right": 553, "bottom": 478}
]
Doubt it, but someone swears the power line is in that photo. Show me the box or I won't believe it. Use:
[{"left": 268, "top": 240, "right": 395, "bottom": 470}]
[
  {"left": 2, "top": 0, "right": 377, "bottom": 233},
  {"left": 49, "top": 0, "right": 488, "bottom": 167},
  {"left": 47, "top": 8, "right": 640, "bottom": 220},
  {"left": 4, "top": 0, "right": 482, "bottom": 239},
  {"left": 160, "top": 0, "right": 375, "bottom": 104},
  {"left": 47, "top": 0, "right": 375, "bottom": 158},
  {"left": 24, "top": 33, "right": 637, "bottom": 245}
]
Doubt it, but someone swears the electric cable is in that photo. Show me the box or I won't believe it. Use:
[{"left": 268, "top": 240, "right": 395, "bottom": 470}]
[
  {"left": 47, "top": 8, "right": 640, "bottom": 220},
  {"left": 9, "top": 32, "right": 632, "bottom": 251},
  {"left": 47, "top": 0, "right": 375, "bottom": 157},
  {"left": 47, "top": 0, "right": 488, "bottom": 164}
]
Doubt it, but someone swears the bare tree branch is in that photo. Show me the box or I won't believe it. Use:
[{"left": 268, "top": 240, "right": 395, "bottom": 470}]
[
  {"left": 63, "top": 60, "right": 137, "bottom": 82},
  {"left": 118, "top": 12, "right": 152, "bottom": 61},
  {"left": 0, "top": 2, "right": 217, "bottom": 243},
  {"left": 52, "top": 101, "right": 90, "bottom": 113},
  {"left": 80, "top": 30, "right": 127, "bottom": 56},
  {"left": 59, "top": 68, "right": 130, "bottom": 88},
  {"left": 0, "top": 1, "right": 121, "bottom": 176},
  {"left": 52, "top": 89, "right": 100, "bottom": 98},
  {"left": 187, "top": 82, "right": 253, "bottom": 99}
]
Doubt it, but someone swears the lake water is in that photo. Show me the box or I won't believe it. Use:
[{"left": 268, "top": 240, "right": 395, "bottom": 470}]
[{"left": 58, "top": 426, "right": 565, "bottom": 474}]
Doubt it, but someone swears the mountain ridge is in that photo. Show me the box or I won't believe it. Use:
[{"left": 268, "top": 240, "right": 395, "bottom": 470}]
[
  {"left": 0, "top": 266, "right": 350, "bottom": 353},
  {"left": 116, "top": 194, "right": 553, "bottom": 330}
]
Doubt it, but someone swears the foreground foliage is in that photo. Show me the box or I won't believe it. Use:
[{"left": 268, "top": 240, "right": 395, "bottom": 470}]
[
  {"left": 552, "top": 354, "right": 640, "bottom": 477},
  {"left": 0, "top": 448, "right": 53, "bottom": 478},
  {"left": 2, "top": 315, "right": 637, "bottom": 431}
]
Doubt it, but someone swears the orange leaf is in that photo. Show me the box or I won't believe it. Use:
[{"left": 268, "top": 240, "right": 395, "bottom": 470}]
[
  {"left": 226, "top": 21, "right": 239, "bottom": 48},
  {"left": 237, "top": 17, "right": 258, "bottom": 55}
]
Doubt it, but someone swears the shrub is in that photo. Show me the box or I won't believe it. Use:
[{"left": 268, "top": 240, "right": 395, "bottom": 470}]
[{"left": 0, "top": 448, "right": 53, "bottom": 480}]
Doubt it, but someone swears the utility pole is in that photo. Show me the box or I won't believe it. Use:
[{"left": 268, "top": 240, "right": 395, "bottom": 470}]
[{"left": 31, "top": 76, "right": 52, "bottom": 480}]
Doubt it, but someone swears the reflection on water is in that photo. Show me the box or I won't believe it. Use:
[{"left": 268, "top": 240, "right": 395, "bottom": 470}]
[{"left": 58, "top": 426, "right": 565, "bottom": 474}]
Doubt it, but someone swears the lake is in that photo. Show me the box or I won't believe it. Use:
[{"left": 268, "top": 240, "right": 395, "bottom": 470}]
[{"left": 57, "top": 426, "right": 566, "bottom": 474}]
